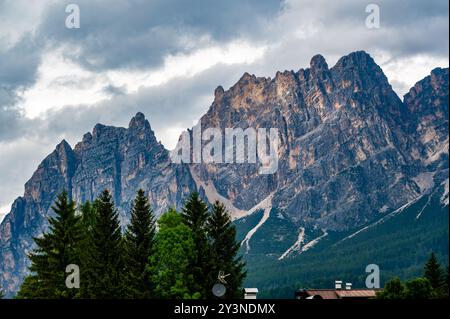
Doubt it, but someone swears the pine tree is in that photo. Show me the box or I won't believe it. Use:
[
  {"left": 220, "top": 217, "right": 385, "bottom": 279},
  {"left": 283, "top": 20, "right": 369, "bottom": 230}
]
[
  {"left": 181, "top": 192, "right": 211, "bottom": 297},
  {"left": 123, "top": 189, "right": 156, "bottom": 298},
  {"left": 17, "top": 191, "right": 81, "bottom": 299},
  {"left": 424, "top": 252, "right": 444, "bottom": 291},
  {"left": 149, "top": 208, "right": 200, "bottom": 299},
  {"left": 77, "top": 201, "right": 97, "bottom": 297},
  {"left": 82, "top": 190, "right": 124, "bottom": 299},
  {"left": 79, "top": 201, "right": 97, "bottom": 235},
  {"left": 207, "top": 201, "right": 246, "bottom": 298}
]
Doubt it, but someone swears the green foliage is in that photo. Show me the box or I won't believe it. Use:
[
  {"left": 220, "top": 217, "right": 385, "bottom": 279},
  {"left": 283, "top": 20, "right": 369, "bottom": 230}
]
[
  {"left": 77, "top": 200, "right": 97, "bottom": 297},
  {"left": 149, "top": 208, "right": 199, "bottom": 299},
  {"left": 16, "top": 190, "right": 247, "bottom": 299},
  {"left": 376, "top": 278, "right": 405, "bottom": 299},
  {"left": 243, "top": 192, "right": 449, "bottom": 298},
  {"left": 207, "top": 201, "right": 246, "bottom": 298},
  {"left": 17, "top": 191, "right": 81, "bottom": 299},
  {"left": 181, "top": 192, "right": 211, "bottom": 297},
  {"left": 82, "top": 190, "right": 124, "bottom": 299},
  {"left": 123, "top": 189, "right": 156, "bottom": 298},
  {"left": 403, "top": 278, "right": 434, "bottom": 299},
  {"left": 377, "top": 256, "right": 450, "bottom": 300},
  {"left": 378, "top": 277, "right": 435, "bottom": 299}
]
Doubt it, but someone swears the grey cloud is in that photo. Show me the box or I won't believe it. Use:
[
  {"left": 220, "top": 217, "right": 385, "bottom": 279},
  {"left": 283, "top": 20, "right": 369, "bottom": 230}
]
[
  {"left": 49, "top": 75, "right": 97, "bottom": 90},
  {"left": 0, "top": 105, "right": 22, "bottom": 141},
  {"left": 0, "top": 35, "right": 42, "bottom": 88},
  {"left": 0, "top": 35, "right": 43, "bottom": 142},
  {"left": 38, "top": 62, "right": 245, "bottom": 145},
  {"left": 38, "top": 0, "right": 281, "bottom": 71},
  {"left": 102, "top": 84, "right": 127, "bottom": 96},
  {"left": 0, "top": 60, "right": 244, "bottom": 145},
  {"left": 277, "top": 0, "right": 449, "bottom": 59}
]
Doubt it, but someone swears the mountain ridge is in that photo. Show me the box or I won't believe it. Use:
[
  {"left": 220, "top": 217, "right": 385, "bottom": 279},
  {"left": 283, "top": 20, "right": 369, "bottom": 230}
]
[{"left": 0, "top": 51, "right": 448, "bottom": 296}]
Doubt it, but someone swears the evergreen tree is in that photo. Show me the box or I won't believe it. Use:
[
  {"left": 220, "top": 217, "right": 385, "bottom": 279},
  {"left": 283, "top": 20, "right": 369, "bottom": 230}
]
[
  {"left": 82, "top": 190, "right": 124, "bottom": 299},
  {"left": 77, "top": 200, "right": 97, "bottom": 297},
  {"left": 17, "top": 191, "right": 81, "bottom": 299},
  {"left": 181, "top": 192, "right": 211, "bottom": 297},
  {"left": 444, "top": 266, "right": 450, "bottom": 297},
  {"left": 123, "top": 189, "right": 156, "bottom": 298},
  {"left": 79, "top": 201, "right": 97, "bottom": 235},
  {"left": 424, "top": 252, "right": 444, "bottom": 291},
  {"left": 149, "top": 208, "right": 200, "bottom": 299},
  {"left": 207, "top": 201, "right": 246, "bottom": 298}
]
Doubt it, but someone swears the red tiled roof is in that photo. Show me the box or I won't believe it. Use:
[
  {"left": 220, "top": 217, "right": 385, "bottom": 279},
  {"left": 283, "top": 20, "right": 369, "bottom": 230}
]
[
  {"left": 303, "top": 289, "right": 378, "bottom": 299},
  {"left": 305, "top": 290, "right": 339, "bottom": 299},
  {"left": 336, "top": 290, "right": 377, "bottom": 298}
]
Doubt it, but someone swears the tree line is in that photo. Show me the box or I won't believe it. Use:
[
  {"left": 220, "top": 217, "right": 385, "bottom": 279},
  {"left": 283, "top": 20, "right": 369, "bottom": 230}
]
[
  {"left": 15, "top": 190, "right": 246, "bottom": 299},
  {"left": 377, "top": 252, "right": 449, "bottom": 299}
]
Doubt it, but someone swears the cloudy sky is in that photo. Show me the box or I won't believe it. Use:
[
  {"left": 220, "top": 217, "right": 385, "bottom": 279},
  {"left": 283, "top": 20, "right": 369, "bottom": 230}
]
[{"left": 0, "top": 0, "right": 448, "bottom": 221}]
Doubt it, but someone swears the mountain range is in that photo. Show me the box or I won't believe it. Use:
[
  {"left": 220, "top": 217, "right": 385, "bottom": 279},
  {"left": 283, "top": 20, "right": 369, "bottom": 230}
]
[{"left": 0, "top": 51, "right": 448, "bottom": 297}]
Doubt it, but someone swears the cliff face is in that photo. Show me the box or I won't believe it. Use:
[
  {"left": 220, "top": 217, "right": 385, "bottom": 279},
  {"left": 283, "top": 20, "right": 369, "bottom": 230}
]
[
  {"left": 191, "top": 52, "right": 448, "bottom": 230},
  {"left": 404, "top": 67, "right": 449, "bottom": 168},
  {"left": 0, "top": 51, "right": 448, "bottom": 296},
  {"left": 0, "top": 113, "right": 197, "bottom": 294}
]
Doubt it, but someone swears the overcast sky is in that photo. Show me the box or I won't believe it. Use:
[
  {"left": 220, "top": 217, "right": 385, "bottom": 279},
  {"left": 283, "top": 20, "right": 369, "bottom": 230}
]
[{"left": 0, "top": 0, "right": 448, "bottom": 221}]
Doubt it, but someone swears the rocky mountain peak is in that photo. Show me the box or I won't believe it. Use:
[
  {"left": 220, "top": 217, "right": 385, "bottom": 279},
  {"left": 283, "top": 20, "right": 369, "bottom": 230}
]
[
  {"left": 214, "top": 85, "right": 225, "bottom": 103},
  {"left": 334, "top": 50, "right": 375, "bottom": 68},
  {"left": 56, "top": 139, "right": 72, "bottom": 153},
  {"left": 92, "top": 123, "right": 106, "bottom": 139},
  {"left": 330, "top": 50, "right": 392, "bottom": 95},
  {"left": 310, "top": 54, "right": 329, "bottom": 73},
  {"left": 404, "top": 67, "right": 449, "bottom": 110},
  {"left": 82, "top": 132, "right": 93, "bottom": 143},
  {"left": 129, "top": 112, "right": 149, "bottom": 130},
  {"left": 42, "top": 140, "right": 76, "bottom": 169}
]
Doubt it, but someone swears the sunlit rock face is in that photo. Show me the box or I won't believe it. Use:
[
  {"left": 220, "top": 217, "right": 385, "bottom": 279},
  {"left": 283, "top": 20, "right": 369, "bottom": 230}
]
[
  {"left": 0, "top": 51, "right": 448, "bottom": 296},
  {"left": 190, "top": 52, "right": 447, "bottom": 231}
]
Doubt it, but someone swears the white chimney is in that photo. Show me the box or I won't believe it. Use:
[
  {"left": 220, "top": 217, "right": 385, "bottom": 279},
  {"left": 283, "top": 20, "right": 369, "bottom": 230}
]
[
  {"left": 335, "top": 280, "right": 342, "bottom": 290},
  {"left": 244, "top": 288, "right": 259, "bottom": 299},
  {"left": 345, "top": 283, "right": 352, "bottom": 290}
]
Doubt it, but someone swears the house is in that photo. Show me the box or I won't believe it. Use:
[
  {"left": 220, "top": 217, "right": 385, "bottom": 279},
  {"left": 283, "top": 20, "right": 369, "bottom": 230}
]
[{"left": 295, "top": 281, "right": 380, "bottom": 299}]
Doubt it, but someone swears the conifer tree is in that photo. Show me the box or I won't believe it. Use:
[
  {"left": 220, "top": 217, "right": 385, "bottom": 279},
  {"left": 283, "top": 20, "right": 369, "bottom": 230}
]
[
  {"left": 149, "top": 208, "right": 200, "bottom": 299},
  {"left": 207, "top": 201, "right": 246, "bottom": 298},
  {"left": 17, "top": 191, "right": 81, "bottom": 299},
  {"left": 424, "top": 252, "right": 444, "bottom": 291},
  {"left": 181, "top": 192, "right": 211, "bottom": 297},
  {"left": 77, "top": 200, "right": 97, "bottom": 297},
  {"left": 82, "top": 190, "right": 124, "bottom": 299},
  {"left": 123, "top": 189, "right": 156, "bottom": 298},
  {"left": 443, "top": 266, "right": 450, "bottom": 298}
]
